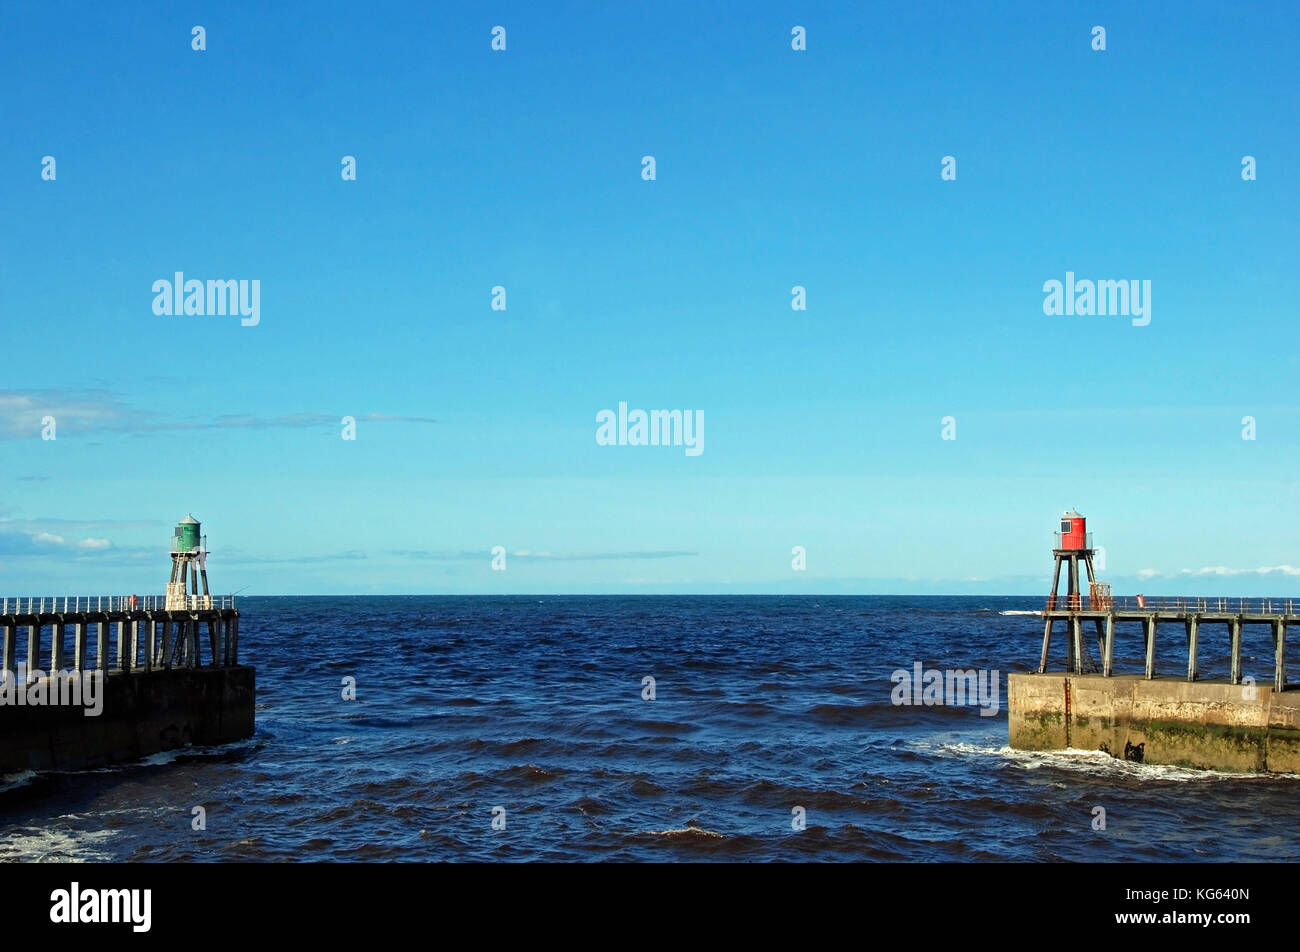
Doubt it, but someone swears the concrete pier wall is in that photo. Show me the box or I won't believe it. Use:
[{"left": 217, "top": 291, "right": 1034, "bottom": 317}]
[
  {"left": 0, "top": 666, "right": 255, "bottom": 775},
  {"left": 1009, "top": 672, "right": 1300, "bottom": 773}
]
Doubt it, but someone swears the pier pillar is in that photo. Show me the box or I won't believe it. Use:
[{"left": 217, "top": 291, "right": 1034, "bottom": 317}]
[
  {"left": 1230, "top": 619, "right": 1243, "bottom": 685},
  {"left": 1103, "top": 615, "right": 1115, "bottom": 677},
  {"left": 1275, "top": 620, "right": 1287, "bottom": 694},
  {"left": 51, "top": 622, "right": 65, "bottom": 671},
  {"left": 231, "top": 614, "right": 239, "bottom": 664},
  {"left": 1, "top": 624, "right": 15, "bottom": 678},
  {"left": 207, "top": 619, "right": 219, "bottom": 666},
  {"left": 1144, "top": 616, "right": 1156, "bottom": 680},
  {"left": 1186, "top": 617, "right": 1199, "bottom": 683},
  {"left": 163, "top": 619, "right": 176, "bottom": 668},
  {"left": 96, "top": 620, "right": 108, "bottom": 670},
  {"left": 74, "top": 622, "right": 86, "bottom": 670},
  {"left": 116, "top": 620, "right": 126, "bottom": 670},
  {"left": 127, "top": 620, "right": 139, "bottom": 671},
  {"left": 27, "top": 623, "right": 39, "bottom": 681},
  {"left": 1071, "top": 616, "right": 1084, "bottom": 674},
  {"left": 1039, "top": 618, "right": 1053, "bottom": 673}
]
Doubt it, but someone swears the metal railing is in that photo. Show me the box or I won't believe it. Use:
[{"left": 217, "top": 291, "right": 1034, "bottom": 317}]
[
  {"left": 1052, "top": 532, "right": 1095, "bottom": 550},
  {"left": 0, "top": 595, "right": 236, "bottom": 614},
  {"left": 1045, "top": 594, "right": 1300, "bottom": 615}
]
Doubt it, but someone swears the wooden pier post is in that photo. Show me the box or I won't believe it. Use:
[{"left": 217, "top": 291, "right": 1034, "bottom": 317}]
[
  {"left": 51, "top": 622, "right": 65, "bottom": 671},
  {"left": 1103, "top": 614, "right": 1115, "bottom": 677},
  {"left": 188, "top": 617, "right": 200, "bottom": 667},
  {"left": 1275, "top": 619, "right": 1287, "bottom": 694},
  {"left": 1144, "top": 616, "right": 1157, "bottom": 680},
  {"left": 1230, "top": 618, "right": 1243, "bottom": 685},
  {"left": 96, "top": 620, "right": 108, "bottom": 670},
  {"left": 1071, "top": 616, "right": 1083, "bottom": 674},
  {"left": 1039, "top": 618, "right": 1053, "bottom": 673},
  {"left": 74, "top": 622, "right": 86, "bottom": 671},
  {"left": 1186, "top": 617, "right": 1199, "bottom": 682},
  {"left": 27, "top": 623, "right": 39, "bottom": 680},
  {"left": 1, "top": 624, "right": 15, "bottom": 679}
]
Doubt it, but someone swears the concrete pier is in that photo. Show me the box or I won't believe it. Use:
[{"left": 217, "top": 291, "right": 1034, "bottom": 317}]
[
  {"left": 1016, "top": 594, "right": 1300, "bottom": 772},
  {"left": 1009, "top": 672, "right": 1300, "bottom": 773},
  {"left": 0, "top": 594, "right": 253, "bottom": 775}
]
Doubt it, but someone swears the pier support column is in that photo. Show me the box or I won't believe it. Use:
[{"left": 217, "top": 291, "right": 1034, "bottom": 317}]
[
  {"left": 164, "top": 619, "right": 177, "bottom": 668},
  {"left": 1144, "top": 616, "right": 1156, "bottom": 680},
  {"left": 27, "top": 623, "right": 39, "bottom": 681},
  {"left": 1230, "top": 619, "right": 1243, "bottom": 685},
  {"left": 1275, "top": 620, "right": 1287, "bottom": 694},
  {"left": 127, "top": 620, "right": 139, "bottom": 672},
  {"left": 1, "top": 624, "right": 15, "bottom": 679},
  {"left": 116, "top": 620, "right": 126, "bottom": 670},
  {"left": 96, "top": 620, "right": 108, "bottom": 670},
  {"left": 231, "top": 614, "right": 239, "bottom": 664},
  {"left": 144, "top": 618, "right": 154, "bottom": 673},
  {"left": 51, "top": 622, "right": 65, "bottom": 671},
  {"left": 74, "top": 622, "right": 86, "bottom": 671},
  {"left": 1186, "top": 617, "right": 1199, "bottom": 683},
  {"left": 1071, "top": 616, "right": 1083, "bottom": 674},
  {"left": 1103, "top": 614, "right": 1115, "bottom": 677}
]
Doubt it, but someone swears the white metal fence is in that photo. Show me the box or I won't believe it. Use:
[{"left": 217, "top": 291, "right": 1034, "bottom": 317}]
[{"left": 0, "top": 595, "right": 236, "bottom": 614}]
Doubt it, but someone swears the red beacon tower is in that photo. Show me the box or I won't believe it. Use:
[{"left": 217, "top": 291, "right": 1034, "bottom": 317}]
[
  {"left": 1046, "top": 509, "right": 1106, "bottom": 611},
  {"left": 1041, "top": 509, "right": 1112, "bottom": 673}
]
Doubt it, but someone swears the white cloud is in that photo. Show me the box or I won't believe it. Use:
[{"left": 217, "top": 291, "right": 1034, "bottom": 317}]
[
  {"left": 1138, "top": 565, "right": 1300, "bottom": 579},
  {"left": 1178, "top": 565, "right": 1300, "bottom": 577},
  {"left": 78, "top": 538, "right": 111, "bottom": 550},
  {"left": 33, "top": 532, "right": 65, "bottom": 545}
]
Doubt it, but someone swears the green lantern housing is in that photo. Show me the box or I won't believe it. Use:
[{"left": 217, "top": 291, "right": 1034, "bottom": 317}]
[{"left": 173, "top": 514, "right": 201, "bottom": 553}]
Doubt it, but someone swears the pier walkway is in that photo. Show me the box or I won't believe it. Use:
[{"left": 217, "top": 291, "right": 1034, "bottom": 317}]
[
  {"left": 1040, "top": 594, "right": 1293, "bottom": 691},
  {"left": 0, "top": 594, "right": 240, "bottom": 679}
]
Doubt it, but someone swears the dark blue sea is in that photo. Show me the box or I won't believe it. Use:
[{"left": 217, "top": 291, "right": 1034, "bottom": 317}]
[{"left": 2, "top": 596, "right": 1297, "bottom": 861}]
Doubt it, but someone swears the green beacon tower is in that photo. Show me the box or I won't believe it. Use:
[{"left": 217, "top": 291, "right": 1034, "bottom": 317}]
[{"left": 167, "top": 514, "right": 212, "bottom": 610}]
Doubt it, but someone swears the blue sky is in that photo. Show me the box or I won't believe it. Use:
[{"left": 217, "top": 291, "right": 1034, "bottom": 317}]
[{"left": 1, "top": 0, "right": 1298, "bottom": 595}]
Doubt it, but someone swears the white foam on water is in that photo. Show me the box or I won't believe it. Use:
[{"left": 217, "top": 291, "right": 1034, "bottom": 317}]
[
  {"left": 998, "top": 610, "right": 1041, "bottom": 616},
  {"left": 929, "top": 741, "right": 1300, "bottom": 781},
  {"left": 647, "top": 827, "right": 725, "bottom": 839},
  {"left": 0, "top": 826, "right": 118, "bottom": 863}
]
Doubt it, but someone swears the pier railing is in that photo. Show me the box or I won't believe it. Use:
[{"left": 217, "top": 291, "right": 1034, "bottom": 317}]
[
  {"left": 1, "top": 596, "right": 241, "bottom": 676},
  {"left": 0, "top": 595, "right": 236, "bottom": 614},
  {"left": 1045, "top": 594, "right": 1300, "bottom": 615},
  {"left": 1052, "top": 532, "right": 1094, "bottom": 550}
]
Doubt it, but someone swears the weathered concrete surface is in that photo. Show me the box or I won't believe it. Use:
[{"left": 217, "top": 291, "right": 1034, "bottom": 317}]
[
  {"left": 1009, "top": 672, "right": 1300, "bottom": 773},
  {"left": 0, "top": 666, "right": 255, "bottom": 774}
]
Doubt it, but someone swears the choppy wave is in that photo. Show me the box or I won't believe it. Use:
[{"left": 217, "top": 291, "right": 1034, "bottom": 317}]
[{"left": 3, "top": 594, "right": 1296, "bottom": 862}]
